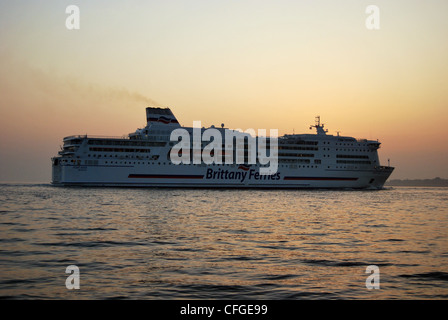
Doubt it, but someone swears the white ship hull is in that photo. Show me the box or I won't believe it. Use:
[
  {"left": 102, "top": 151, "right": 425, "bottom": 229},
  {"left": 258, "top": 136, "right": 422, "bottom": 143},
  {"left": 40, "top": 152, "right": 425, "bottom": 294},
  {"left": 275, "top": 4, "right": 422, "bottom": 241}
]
[{"left": 52, "top": 162, "right": 393, "bottom": 189}]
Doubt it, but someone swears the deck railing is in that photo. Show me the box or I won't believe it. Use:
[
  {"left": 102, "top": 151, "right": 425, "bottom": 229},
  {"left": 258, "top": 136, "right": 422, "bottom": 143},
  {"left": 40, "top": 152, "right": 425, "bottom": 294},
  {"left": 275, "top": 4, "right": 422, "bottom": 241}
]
[{"left": 63, "top": 134, "right": 130, "bottom": 140}]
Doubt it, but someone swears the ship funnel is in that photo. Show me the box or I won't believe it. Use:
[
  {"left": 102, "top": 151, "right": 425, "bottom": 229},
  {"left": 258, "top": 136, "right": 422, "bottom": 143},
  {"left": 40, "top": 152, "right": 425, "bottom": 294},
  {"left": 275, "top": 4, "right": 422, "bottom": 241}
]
[{"left": 146, "top": 107, "right": 180, "bottom": 127}]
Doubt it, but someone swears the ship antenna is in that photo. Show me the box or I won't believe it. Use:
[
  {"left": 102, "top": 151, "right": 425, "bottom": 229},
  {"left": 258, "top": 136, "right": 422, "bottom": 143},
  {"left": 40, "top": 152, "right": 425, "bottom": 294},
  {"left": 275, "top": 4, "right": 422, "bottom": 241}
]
[{"left": 310, "top": 115, "right": 328, "bottom": 135}]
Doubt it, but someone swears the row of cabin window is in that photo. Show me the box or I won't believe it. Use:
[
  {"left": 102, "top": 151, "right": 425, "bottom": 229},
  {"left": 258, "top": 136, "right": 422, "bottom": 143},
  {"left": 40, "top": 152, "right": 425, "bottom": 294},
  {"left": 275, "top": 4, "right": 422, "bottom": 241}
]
[
  {"left": 83, "top": 160, "right": 323, "bottom": 169},
  {"left": 89, "top": 147, "right": 151, "bottom": 153},
  {"left": 321, "top": 141, "right": 366, "bottom": 146},
  {"left": 65, "top": 158, "right": 368, "bottom": 170},
  {"left": 88, "top": 154, "right": 154, "bottom": 159}
]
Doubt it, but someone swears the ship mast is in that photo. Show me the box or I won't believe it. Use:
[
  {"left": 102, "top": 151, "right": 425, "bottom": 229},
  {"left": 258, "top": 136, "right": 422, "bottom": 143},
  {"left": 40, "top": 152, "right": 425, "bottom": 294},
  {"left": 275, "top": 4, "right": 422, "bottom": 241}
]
[{"left": 310, "top": 116, "right": 328, "bottom": 135}]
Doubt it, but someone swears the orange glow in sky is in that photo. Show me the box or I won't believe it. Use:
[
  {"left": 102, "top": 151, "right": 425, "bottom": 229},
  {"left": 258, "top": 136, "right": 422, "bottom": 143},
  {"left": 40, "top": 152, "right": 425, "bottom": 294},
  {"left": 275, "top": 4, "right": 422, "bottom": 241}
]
[{"left": 0, "top": 0, "right": 447, "bottom": 181}]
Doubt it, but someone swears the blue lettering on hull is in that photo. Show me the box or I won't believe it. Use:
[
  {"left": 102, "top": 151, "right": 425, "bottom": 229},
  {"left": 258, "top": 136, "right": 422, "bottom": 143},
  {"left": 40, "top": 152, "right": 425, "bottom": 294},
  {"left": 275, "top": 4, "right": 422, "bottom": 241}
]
[{"left": 206, "top": 168, "right": 280, "bottom": 183}]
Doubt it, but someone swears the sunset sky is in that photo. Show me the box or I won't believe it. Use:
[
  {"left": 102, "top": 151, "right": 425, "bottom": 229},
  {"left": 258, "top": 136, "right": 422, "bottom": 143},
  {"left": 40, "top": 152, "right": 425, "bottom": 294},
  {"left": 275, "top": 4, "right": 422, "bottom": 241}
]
[{"left": 1, "top": 0, "right": 447, "bottom": 181}]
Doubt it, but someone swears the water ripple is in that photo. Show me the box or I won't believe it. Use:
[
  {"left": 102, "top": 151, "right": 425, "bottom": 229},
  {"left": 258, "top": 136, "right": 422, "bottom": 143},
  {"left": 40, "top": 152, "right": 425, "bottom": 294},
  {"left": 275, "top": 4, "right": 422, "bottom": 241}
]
[{"left": 0, "top": 184, "right": 447, "bottom": 299}]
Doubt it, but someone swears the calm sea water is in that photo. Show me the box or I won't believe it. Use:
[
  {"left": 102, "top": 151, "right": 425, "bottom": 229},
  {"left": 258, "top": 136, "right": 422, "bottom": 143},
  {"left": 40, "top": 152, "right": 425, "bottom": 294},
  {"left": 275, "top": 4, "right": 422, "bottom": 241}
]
[{"left": 0, "top": 184, "right": 447, "bottom": 300}]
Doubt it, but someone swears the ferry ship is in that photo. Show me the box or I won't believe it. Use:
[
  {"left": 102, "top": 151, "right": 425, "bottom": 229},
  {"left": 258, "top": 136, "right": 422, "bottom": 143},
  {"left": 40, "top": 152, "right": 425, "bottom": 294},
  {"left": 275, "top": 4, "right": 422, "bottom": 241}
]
[{"left": 51, "top": 107, "right": 394, "bottom": 189}]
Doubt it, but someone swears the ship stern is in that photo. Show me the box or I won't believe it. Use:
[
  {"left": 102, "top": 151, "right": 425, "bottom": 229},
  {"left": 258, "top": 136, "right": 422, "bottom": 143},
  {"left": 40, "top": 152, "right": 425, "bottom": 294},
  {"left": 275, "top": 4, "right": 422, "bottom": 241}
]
[{"left": 51, "top": 157, "right": 62, "bottom": 185}]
